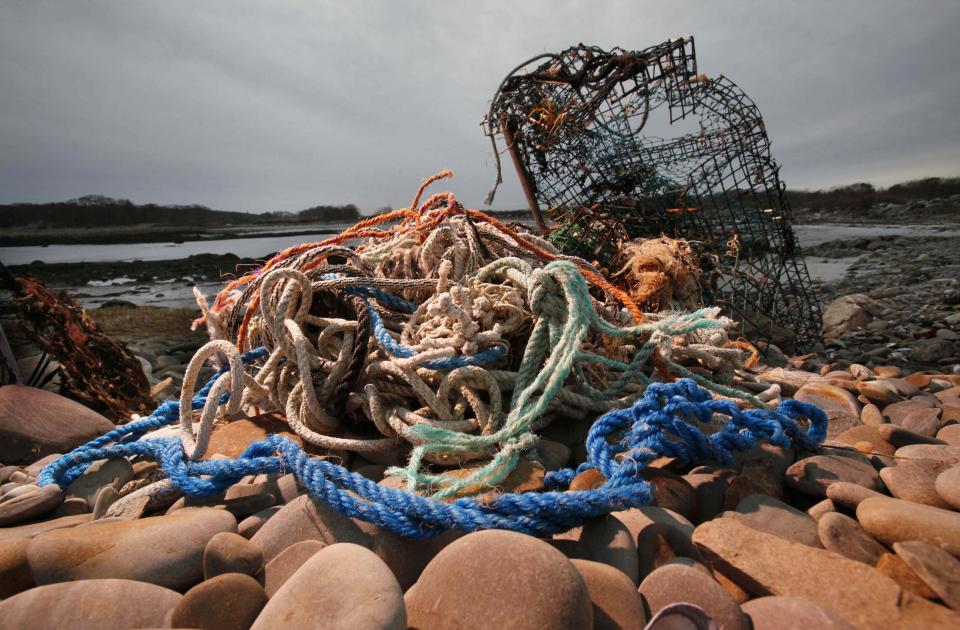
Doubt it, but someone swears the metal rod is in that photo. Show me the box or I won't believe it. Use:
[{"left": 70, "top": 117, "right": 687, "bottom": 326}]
[{"left": 500, "top": 115, "right": 548, "bottom": 234}]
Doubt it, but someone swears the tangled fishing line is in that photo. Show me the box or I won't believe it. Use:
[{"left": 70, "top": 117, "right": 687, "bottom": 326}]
[{"left": 41, "top": 171, "right": 827, "bottom": 536}]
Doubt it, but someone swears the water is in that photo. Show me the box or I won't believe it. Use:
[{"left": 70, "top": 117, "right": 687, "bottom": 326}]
[{"left": 2, "top": 222, "right": 956, "bottom": 308}]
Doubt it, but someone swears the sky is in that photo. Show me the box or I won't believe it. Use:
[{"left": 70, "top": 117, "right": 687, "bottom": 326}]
[{"left": 1, "top": 1, "right": 958, "bottom": 213}]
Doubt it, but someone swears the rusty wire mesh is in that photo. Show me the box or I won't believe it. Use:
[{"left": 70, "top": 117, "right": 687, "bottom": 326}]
[{"left": 484, "top": 37, "right": 822, "bottom": 354}]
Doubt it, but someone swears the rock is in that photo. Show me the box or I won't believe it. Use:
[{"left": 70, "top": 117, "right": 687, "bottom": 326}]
[
  {"left": 857, "top": 496, "right": 960, "bottom": 555},
  {"left": 27, "top": 507, "right": 237, "bottom": 590},
  {"left": 90, "top": 485, "right": 119, "bottom": 519},
  {"left": 250, "top": 494, "right": 371, "bottom": 562},
  {"left": 64, "top": 458, "right": 133, "bottom": 506},
  {"left": 260, "top": 539, "right": 325, "bottom": 597},
  {"left": 756, "top": 367, "right": 821, "bottom": 397},
  {"left": 894, "top": 540, "right": 960, "bottom": 610},
  {"left": 0, "top": 483, "right": 63, "bottom": 526},
  {"left": 203, "top": 531, "right": 264, "bottom": 579},
  {"left": 204, "top": 414, "right": 303, "bottom": 459},
  {"left": 253, "top": 543, "right": 405, "bottom": 630},
  {"left": 861, "top": 403, "right": 885, "bottom": 426},
  {"left": 784, "top": 454, "right": 882, "bottom": 497},
  {"left": 730, "top": 494, "right": 822, "bottom": 547},
  {"left": 0, "top": 579, "right": 181, "bottom": 629},
  {"left": 0, "top": 513, "right": 91, "bottom": 541},
  {"left": 898, "top": 407, "right": 942, "bottom": 437},
  {"left": 693, "top": 517, "right": 960, "bottom": 628},
  {"left": 723, "top": 459, "right": 785, "bottom": 507},
  {"left": 52, "top": 497, "right": 89, "bottom": 517},
  {"left": 635, "top": 520, "right": 704, "bottom": 583},
  {"left": 876, "top": 552, "right": 939, "bottom": 599},
  {"left": 641, "top": 468, "right": 699, "bottom": 522},
  {"left": 913, "top": 338, "right": 956, "bottom": 363},
  {"left": 170, "top": 573, "right": 269, "bottom": 630},
  {"left": 638, "top": 563, "right": 747, "bottom": 630},
  {"left": 741, "top": 596, "right": 854, "bottom": 629},
  {"left": 571, "top": 559, "right": 647, "bottom": 630},
  {"left": 878, "top": 423, "right": 947, "bottom": 448},
  {"left": 614, "top": 505, "right": 694, "bottom": 542},
  {"left": 880, "top": 460, "right": 952, "bottom": 508},
  {"left": 354, "top": 520, "right": 463, "bottom": 590},
  {"left": 882, "top": 398, "right": 938, "bottom": 424},
  {"left": 817, "top": 512, "right": 887, "bottom": 565},
  {"left": 794, "top": 383, "right": 862, "bottom": 438},
  {"left": 405, "top": 530, "right": 591, "bottom": 630},
  {"left": 807, "top": 498, "right": 836, "bottom": 521},
  {"left": 825, "top": 481, "right": 889, "bottom": 511},
  {"left": 834, "top": 425, "right": 896, "bottom": 456},
  {"left": 535, "top": 438, "right": 570, "bottom": 471},
  {"left": 857, "top": 380, "right": 902, "bottom": 407},
  {"left": 936, "top": 466, "right": 960, "bottom": 510},
  {"left": 554, "top": 515, "right": 639, "bottom": 585},
  {"left": 823, "top": 294, "right": 874, "bottom": 337},
  {"left": 684, "top": 473, "right": 728, "bottom": 521},
  {"left": 938, "top": 424, "right": 960, "bottom": 445},
  {"left": 238, "top": 505, "right": 280, "bottom": 538},
  {"left": 0, "top": 386, "right": 114, "bottom": 465},
  {"left": 895, "top": 444, "right": 960, "bottom": 467},
  {"left": 0, "top": 538, "right": 34, "bottom": 598}
]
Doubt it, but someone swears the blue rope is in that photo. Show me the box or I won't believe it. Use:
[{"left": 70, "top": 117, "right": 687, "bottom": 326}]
[{"left": 39, "top": 372, "right": 826, "bottom": 539}]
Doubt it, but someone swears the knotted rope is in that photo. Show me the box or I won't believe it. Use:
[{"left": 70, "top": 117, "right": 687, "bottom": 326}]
[{"left": 40, "top": 372, "right": 826, "bottom": 539}]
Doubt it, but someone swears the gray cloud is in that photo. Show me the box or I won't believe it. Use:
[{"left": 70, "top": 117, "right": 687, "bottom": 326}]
[{"left": 1, "top": 0, "right": 958, "bottom": 212}]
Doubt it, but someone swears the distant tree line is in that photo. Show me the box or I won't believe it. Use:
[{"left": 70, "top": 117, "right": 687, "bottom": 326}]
[
  {"left": 784, "top": 176, "right": 960, "bottom": 210},
  {"left": 0, "top": 195, "right": 361, "bottom": 228}
]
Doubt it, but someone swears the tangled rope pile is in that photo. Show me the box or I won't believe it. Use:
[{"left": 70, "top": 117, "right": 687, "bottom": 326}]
[
  {"left": 171, "top": 172, "right": 777, "bottom": 498},
  {"left": 40, "top": 369, "right": 827, "bottom": 538}
]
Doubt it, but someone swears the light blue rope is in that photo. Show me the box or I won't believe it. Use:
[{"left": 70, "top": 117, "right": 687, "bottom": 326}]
[{"left": 40, "top": 372, "right": 826, "bottom": 539}]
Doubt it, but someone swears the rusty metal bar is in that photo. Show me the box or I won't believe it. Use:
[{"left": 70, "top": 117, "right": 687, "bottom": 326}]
[{"left": 500, "top": 115, "right": 548, "bottom": 234}]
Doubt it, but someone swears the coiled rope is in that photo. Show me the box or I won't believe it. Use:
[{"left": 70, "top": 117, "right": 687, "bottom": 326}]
[{"left": 40, "top": 368, "right": 826, "bottom": 539}]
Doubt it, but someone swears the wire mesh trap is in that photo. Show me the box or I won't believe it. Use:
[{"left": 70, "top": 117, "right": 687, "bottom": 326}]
[{"left": 484, "top": 36, "right": 822, "bottom": 354}]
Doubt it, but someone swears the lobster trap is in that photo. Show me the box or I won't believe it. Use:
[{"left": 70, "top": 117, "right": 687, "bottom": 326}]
[{"left": 485, "top": 37, "right": 822, "bottom": 353}]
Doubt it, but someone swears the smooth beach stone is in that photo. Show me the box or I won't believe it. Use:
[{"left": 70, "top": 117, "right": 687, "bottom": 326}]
[
  {"left": 883, "top": 398, "right": 938, "bottom": 424},
  {"left": 795, "top": 382, "right": 863, "bottom": 418},
  {"left": 635, "top": 520, "right": 704, "bottom": 583},
  {"left": 857, "top": 496, "right": 960, "bottom": 555},
  {"left": 683, "top": 473, "right": 728, "bottom": 521},
  {"left": 876, "top": 552, "right": 939, "bottom": 599},
  {"left": 90, "top": 485, "right": 119, "bottom": 519},
  {"left": 730, "top": 494, "right": 822, "bottom": 547},
  {"left": 27, "top": 507, "right": 237, "bottom": 590},
  {"left": 237, "top": 505, "right": 280, "bottom": 539},
  {"left": 250, "top": 494, "right": 371, "bottom": 562},
  {"left": 355, "top": 520, "right": 464, "bottom": 590},
  {"left": 877, "top": 423, "right": 946, "bottom": 449},
  {"left": 937, "top": 424, "right": 960, "bottom": 445},
  {"left": 638, "top": 564, "right": 747, "bottom": 630},
  {"left": 405, "top": 530, "right": 592, "bottom": 630},
  {"left": 857, "top": 380, "right": 902, "bottom": 407},
  {"left": 827, "top": 481, "right": 889, "bottom": 510},
  {"left": 894, "top": 444, "right": 960, "bottom": 467},
  {"left": 935, "top": 466, "right": 960, "bottom": 510},
  {"left": 741, "top": 596, "right": 854, "bottom": 630},
  {"left": 253, "top": 543, "right": 405, "bottom": 630},
  {"left": 64, "top": 457, "right": 133, "bottom": 506},
  {"left": 0, "top": 579, "right": 181, "bottom": 629},
  {"left": 0, "top": 538, "right": 34, "bottom": 598},
  {"left": 0, "top": 513, "right": 91, "bottom": 541},
  {"left": 0, "top": 385, "right": 114, "bottom": 465},
  {"left": 817, "top": 512, "right": 887, "bottom": 565},
  {"left": 723, "top": 459, "right": 784, "bottom": 508},
  {"left": 894, "top": 541, "right": 960, "bottom": 609},
  {"left": 692, "top": 518, "right": 960, "bottom": 628},
  {"left": 898, "top": 407, "right": 942, "bottom": 436},
  {"left": 171, "top": 572, "right": 268, "bottom": 630},
  {"left": 833, "top": 425, "right": 896, "bottom": 456},
  {"left": 641, "top": 468, "right": 699, "bottom": 522},
  {"left": 860, "top": 403, "right": 885, "bottom": 426},
  {"left": 260, "top": 539, "right": 326, "bottom": 597},
  {"left": 784, "top": 454, "right": 882, "bottom": 497},
  {"left": 52, "top": 497, "right": 89, "bottom": 517},
  {"left": 807, "top": 498, "right": 836, "bottom": 521},
  {"left": 571, "top": 559, "right": 647, "bottom": 630},
  {"left": 0, "top": 483, "right": 63, "bottom": 526},
  {"left": 614, "top": 505, "right": 695, "bottom": 542},
  {"left": 203, "top": 531, "right": 264, "bottom": 579},
  {"left": 203, "top": 414, "right": 303, "bottom": 459},
  {"left": 555, "top": 514, "right": 639, "bottom": 585},
  {"left": 880, "top": 461, "right": 952, "bottom": 508}
]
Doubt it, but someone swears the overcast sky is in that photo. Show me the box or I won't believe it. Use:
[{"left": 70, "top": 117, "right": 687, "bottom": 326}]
[{"left": 1, "top": 1, "right": 958, "bottom": 213}]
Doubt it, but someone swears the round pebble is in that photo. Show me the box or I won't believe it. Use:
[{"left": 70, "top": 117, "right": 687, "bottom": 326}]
[
  {"left": 816, "top": 512, "right": 887, "bottom": 565},
  {"left": 639, "top": 563, "right": 748, "bottom": 630},
  {"left": 203, "top": 531, "right": 264, "bottom": 579},
  {"left": 170, "top": 572, "right": 268, "bottom": 630},
  {"left": 405, "top": 530, "right": 592, "bottom": 629},
  {"left": 571, "top": 559, "right": 647, "bottom": 630},
  {"left": 935, "top": 466, "right": 960, "bottom": 510},
  {"left": 742, "top": 596, "right": 853, "bottom": 629}
]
